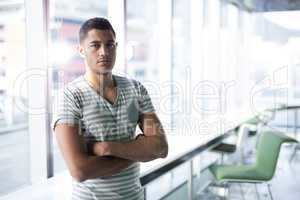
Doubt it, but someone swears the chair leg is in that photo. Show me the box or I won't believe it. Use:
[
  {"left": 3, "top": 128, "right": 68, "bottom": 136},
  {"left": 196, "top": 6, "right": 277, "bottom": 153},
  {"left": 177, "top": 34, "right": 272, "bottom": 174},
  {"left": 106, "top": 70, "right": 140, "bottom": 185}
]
[
  {"left": 221, "top": 153, "right": 224, "bottom": 164},
  {"left": 254, "top": 183, "right": 260, "bottom": 200},
  {"left": 290, "top": 144, "right": 299, "bottom": 163},
  {"left": 267, "top": 183, "right": 274, "bottom": 200},
  {"left": 206, "top": 182, "right": 228, "bottom": 200},
  {"left": 222, "top": 187, "right": 226, "bottom": 200},
  {"left": 238, "top": 183, "right": 246, "bottom": 200},
  {"left": 227, "top": 184, "right": 231, "bottom": 200},
  {"left": 220, "top": 182, "right": 228, "bottom": 200}
]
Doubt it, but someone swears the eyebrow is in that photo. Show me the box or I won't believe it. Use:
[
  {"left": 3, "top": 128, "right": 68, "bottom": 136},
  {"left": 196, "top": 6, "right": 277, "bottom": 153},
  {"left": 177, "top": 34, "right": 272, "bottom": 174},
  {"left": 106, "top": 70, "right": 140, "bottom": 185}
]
[{"left": 89, "top": 40, "right": 115, "bottom": 44}]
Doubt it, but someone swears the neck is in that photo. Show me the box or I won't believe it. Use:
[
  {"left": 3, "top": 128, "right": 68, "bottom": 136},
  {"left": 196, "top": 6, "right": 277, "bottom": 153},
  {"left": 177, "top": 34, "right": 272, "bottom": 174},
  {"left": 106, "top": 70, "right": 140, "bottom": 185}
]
[{"left": 84, "top": 71, "right": 115, "bottom": 92}]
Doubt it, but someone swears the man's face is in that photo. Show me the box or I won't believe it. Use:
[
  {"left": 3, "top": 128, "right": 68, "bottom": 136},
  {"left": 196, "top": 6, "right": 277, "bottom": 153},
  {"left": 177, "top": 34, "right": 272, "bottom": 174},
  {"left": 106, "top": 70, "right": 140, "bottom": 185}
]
[{"left": 79, "top": 29, "right": 117, "bottom": 74}]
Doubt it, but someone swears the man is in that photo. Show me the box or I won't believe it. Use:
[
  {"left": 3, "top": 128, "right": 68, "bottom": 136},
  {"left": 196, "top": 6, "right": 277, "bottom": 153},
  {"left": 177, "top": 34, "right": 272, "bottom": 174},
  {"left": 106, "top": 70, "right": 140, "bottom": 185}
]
[{"left": 53, "top": 17, "right": 168, "bottom": 200}]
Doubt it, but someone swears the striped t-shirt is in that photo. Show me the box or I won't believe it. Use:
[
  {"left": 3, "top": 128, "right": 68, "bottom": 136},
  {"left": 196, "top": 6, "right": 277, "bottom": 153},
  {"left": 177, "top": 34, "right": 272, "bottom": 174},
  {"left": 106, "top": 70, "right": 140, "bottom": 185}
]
[{"left": 52, "top": 74, "right": 155, "bottom": 200}]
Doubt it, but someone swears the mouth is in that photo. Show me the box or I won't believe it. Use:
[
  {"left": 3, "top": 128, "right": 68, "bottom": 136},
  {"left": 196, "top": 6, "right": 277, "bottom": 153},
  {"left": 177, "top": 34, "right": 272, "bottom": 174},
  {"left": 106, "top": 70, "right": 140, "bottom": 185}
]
[{"left": 97, "top": 60, "right": 111, "bottom": 64}]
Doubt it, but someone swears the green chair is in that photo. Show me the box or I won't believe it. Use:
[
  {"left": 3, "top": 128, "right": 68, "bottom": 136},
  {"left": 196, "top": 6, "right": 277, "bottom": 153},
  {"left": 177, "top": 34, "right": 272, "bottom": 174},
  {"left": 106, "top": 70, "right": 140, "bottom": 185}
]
[
  {"left": 211, "top": 125, "right": 248, "bottom": 164},
  {"left": 243, "top": 108, "right": 275, "bottom": 136},
  {"left": 209, "top": 131, "right": 298, "bottom": 200},
  {"left": 212, "top": 116, "right": 264, "bottom": 164},
  {"left": 212, "top": 110, "right": 276, "bottom": 164},
  {"left": 243, "top": 109, "right": 276, "bottom": 136}
]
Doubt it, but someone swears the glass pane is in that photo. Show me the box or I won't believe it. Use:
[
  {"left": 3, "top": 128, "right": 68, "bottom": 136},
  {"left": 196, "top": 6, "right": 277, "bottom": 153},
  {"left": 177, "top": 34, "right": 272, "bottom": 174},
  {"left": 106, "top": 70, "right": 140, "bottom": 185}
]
[
  {"left": 0, "top": 0, "right": 29, "bottom": 196},
  {"left": 192, "top": 153, "right": 218, "bottom": 198},
  {"left": 229, "top": 10, "right": 300, "bottom": 119},
  {"left": 201, "top": 0, "right": 222, "bottom": 123},
  {"left": 249, "top": 11, "right": 300, "bottom": 105},
  {"left": 172, "top": 0, "right": 191, "bottom": 130},
  {"left": 49, "top": 0, "right": 108, "bottom": 174},
  {"left": 145, "top": 163, "right": 189, "bottom": 200},
  {"left": 126, "top": 0, "right": 159, "bottom": 82},
  {"left": 126, "top": 0, "right": 167, "bottom": 131},
  {"left": 219, "top": 3, "right": 241, "bottom": 118}
]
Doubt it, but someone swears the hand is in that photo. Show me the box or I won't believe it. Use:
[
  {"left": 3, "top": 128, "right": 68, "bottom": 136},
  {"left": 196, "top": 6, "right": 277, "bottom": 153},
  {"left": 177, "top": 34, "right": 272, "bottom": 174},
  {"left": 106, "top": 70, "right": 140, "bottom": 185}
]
[
  {"left": 94, "top": 142, "right": 111, "bottom": 156},
  {"left": 135, "top": 133, "right": 145, "bottom": 140},
  {"left": 85, "top": 140, "right": 97, "bottom": 155}
]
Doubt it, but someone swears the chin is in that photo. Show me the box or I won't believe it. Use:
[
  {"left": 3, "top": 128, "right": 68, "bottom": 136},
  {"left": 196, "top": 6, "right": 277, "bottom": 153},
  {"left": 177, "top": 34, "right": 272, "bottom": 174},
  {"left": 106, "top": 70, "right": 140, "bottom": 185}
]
[
  {"left": 96, "top": 71, "right": 112, "bottom": 75},
  {"left": 95, "top": 67, "right": 113, "bottom": 75}
]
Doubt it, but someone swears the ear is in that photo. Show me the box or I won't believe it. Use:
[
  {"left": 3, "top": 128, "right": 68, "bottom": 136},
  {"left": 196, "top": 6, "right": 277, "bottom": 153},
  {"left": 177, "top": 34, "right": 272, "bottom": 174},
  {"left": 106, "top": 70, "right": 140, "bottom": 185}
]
[{"left": 77, "top": 45, "right": 85, "bottom": 58}]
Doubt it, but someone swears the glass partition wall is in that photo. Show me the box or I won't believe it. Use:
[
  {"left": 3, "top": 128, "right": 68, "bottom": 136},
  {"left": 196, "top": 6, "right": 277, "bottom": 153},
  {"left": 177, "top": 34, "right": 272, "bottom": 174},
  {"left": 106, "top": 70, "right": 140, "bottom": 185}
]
[
  {"left": 49, "top": 0, "right": 109, "bottom": 175},
  {"left": 1, "top": 0, "right": 300, "bottom": 198},
  {"left": 0, "top": 1, "right": 29, "bottom": 196}
]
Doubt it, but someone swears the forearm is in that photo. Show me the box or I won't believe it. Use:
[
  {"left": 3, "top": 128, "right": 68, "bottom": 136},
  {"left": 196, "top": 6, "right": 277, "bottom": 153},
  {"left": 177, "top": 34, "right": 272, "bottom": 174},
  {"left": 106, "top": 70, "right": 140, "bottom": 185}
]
[
  {"left": 54, "top": 124, "right": 134, "bottom": 183},
  {"left": 72, "top": 156, "right": 133, "bottom": 182},
  {"left": 94, "top": 135, "right": 168, "bottom": 162}
]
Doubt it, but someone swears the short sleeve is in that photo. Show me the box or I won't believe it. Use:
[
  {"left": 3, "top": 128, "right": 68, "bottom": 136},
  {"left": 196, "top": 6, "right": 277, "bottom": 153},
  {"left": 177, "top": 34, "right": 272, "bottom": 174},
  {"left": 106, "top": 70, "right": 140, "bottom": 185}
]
[
  {"left": 52, "top": 87, "right": 82, "bottom": 131},
  {"left": 137, "top": 82, "right": 155, "bottom": 114}
]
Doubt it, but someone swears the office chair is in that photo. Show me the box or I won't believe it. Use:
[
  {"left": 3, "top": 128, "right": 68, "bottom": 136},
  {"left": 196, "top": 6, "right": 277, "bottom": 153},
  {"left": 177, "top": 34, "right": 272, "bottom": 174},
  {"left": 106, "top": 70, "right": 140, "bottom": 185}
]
[
  {"left": 209, "top": 131, "right": 298, "bottom": 200},
  {"left": 212, "top": 110, "right": 275, "bottom": 164}
]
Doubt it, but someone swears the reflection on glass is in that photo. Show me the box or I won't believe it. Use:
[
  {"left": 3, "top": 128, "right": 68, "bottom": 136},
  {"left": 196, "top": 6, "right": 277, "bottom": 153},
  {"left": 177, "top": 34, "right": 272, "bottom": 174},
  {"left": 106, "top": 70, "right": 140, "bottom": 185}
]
[
  {"left": 0, "top": 1, "right": 29, "bottom": 196},
  {"left": 49, "top": 0, "right": 108, "bottom": 174},
  {"left": 145, "top": 163, "right": 189, "bottom": 200},
  {"left": 126, "top": 0, "right": 159, "bottom": 82},
  {"left": 126, "top": 0, "right": 167, "bottom": 131},
  {"left": 172, "top": 0, "right": 191, "bottom": 129},
  {"left": 242, "top": 11, "right": 300, "bottom": 110}
]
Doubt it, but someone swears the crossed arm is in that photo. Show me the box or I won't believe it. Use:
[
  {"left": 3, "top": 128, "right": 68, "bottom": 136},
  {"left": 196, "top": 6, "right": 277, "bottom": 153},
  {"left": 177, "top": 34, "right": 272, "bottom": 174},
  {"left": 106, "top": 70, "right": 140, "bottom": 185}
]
[
  {"left": 92, "top": 112, "right": 168, "bottom": 162},
  {"left": 54, "top": 112, "right": 168, "bottom": 182},
  {"left": 55, "top": 124, "right": 134, "bottom": 182}
]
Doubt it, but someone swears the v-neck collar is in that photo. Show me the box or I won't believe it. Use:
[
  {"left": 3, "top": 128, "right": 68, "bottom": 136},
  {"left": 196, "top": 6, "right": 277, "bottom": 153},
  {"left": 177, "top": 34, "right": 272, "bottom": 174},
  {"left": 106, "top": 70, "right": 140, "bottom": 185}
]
[{"left": 83, "top": 75, "right": 120, "bottom": 107}]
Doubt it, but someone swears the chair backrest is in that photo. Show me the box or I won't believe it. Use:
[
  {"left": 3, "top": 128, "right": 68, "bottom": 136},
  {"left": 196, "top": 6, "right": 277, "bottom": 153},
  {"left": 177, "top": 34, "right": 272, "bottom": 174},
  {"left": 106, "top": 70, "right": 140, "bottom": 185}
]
[
  {"left": 236, "top": 123, "right": 250, "bottom": 151},
  {"left": 254, "top": 131, "right": 298, "bottom": 180},
  {"left": 235, "top": 123, "right": 258, "bottom": 163},
  {"left": 235, "top": 111, "right": 279, "bottom": 163}
]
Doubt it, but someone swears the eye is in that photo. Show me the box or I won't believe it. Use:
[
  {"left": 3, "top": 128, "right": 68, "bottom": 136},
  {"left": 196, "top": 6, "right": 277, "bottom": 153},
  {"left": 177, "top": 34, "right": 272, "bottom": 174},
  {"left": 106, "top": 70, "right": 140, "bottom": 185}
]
[
  {"left": 106, "top": 43, "right": 116, "bottom": 49},
  {"left": 90, "top": 44, "right": 100, "bottom": 49}
]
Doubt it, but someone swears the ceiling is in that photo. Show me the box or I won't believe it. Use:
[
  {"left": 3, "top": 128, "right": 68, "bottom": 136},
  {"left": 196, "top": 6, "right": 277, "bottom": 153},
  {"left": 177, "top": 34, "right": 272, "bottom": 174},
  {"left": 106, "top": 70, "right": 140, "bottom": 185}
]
[{"left": 231, "top": 0, "right": 300, "bottom": 12}]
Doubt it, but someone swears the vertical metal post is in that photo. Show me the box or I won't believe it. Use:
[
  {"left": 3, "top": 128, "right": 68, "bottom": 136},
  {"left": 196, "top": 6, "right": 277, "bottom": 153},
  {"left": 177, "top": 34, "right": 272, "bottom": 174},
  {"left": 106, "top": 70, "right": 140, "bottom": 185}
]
[
  {"left": 144, "top": 186, "right": 147, "bottom": 200},
  {"left": 267, "top": 183, "right": 274, "bottom": 200},
  {"left": 25, "top": 0, "right": 51, "bottom": 183},
  {"left": 294, "top": 109, "right": 297, "bottom": 138},
  {"left": 108, "top": 0, "right": 126, "bottom": 73},
  {"left": 188, "top": 159, "right": 194, "bottom": 200},
  {"left": 43, "top": 0, "right": 54, "bottom": 179},
  {"left": 254, "top": 183, "right": 260, "bottom": 200}
]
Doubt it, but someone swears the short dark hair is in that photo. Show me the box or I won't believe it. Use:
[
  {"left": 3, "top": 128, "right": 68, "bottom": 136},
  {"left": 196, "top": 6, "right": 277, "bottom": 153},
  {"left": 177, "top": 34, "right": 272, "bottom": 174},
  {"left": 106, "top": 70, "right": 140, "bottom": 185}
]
[{"left": 79, "top": 17, "right": 116, "bottom": 43}]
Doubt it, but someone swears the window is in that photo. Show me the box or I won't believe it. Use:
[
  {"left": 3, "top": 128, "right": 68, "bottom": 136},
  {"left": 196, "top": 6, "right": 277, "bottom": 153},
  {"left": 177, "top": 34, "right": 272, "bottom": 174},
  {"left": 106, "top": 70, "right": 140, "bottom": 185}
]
[
  {"left": 171, "top": 0, "right": 191, "bottom": 131},
  {"left": 0, "top": 1, "right": 29, "bottom": 196},
  {"left": 126, "top": 0, "right": 159, "bottom": 82},
  {"left": 49, "top": 0, "right": 108, "bottom": 174}
]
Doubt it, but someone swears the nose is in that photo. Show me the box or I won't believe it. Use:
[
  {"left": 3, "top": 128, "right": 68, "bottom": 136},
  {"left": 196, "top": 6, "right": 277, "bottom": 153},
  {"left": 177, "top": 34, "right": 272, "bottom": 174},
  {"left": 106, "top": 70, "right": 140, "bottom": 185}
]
[{"left": 98, "top": 45, "right": 109, "bottom": 56}]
